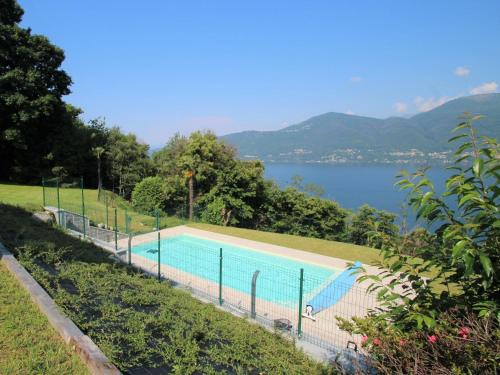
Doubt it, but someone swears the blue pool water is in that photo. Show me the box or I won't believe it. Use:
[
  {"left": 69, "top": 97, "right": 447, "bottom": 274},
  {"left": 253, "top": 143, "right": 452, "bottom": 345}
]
[{"left": 132, "top": 234, "right": 341, "bottom": 306}]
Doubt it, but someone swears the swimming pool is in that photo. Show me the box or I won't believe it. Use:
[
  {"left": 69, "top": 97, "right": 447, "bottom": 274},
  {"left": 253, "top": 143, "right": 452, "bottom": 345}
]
[{"left": 132, "top": 234, "right": 342, "bottom": 306}]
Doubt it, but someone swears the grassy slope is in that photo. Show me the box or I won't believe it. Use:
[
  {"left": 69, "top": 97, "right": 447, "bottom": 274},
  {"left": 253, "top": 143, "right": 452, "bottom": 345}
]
[
  {"left": 0, "top": 264, "right": 88, "bottom": 375},
  {"left": 0, "top": 183, "right": 185, "bottom": 233},
  {"left": 1, "top": 183, "right": 380, "bottom": 264},
  {"left": 189, "top": 222, "right": 381, "bottom": 265},
  {"left": 0, "top": 204, "right": 333, "bottom": 374}
]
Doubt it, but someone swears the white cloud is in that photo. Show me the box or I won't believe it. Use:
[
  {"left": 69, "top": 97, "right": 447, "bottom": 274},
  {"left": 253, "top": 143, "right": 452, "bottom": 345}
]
[
  {"left": 470, "top": 81, "right": 498, "bottom": 95},
  {"left": 414, "top": 96, "right": 454, "bottom": 112},
  {"left": 393, "top": 102, "right": 408, "bottom": 113},
  {"left": 454, "top": 66, "right": 470, "bottom": 77},
  {"left": 346, "top": 110, "right": 355, "bottom": 115},
  {"left": 350, "top": 76, "right": 362, "bottom": 83}
]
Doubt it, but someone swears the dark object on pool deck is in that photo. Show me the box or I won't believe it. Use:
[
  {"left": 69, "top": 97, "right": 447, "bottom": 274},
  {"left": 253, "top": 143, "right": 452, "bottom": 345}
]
[
  {"left": 274, "top": 318, "right": 292, "bottom": 331},
  {"left": 347, "top": 340, "right": 358, "bottom": 352},
  {"left": 302, "top": 304, "right": 317, "bottom": 321}
]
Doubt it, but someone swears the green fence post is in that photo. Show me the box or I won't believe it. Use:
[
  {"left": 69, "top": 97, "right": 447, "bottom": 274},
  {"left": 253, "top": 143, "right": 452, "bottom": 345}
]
[
  {"left": 219, "top": 248, "right": 223, "bottom": 305},
  {"left": 297, "top": 268, "right": 304, "bottom": 338},
  {"left": 157, "top": 232, "right": 161, "bottom": 281},
  {"left": 42, "top": 177, "right": 46, "bottom": 207},
  {"left": 56, "top": 178, "right": 61, "bottom": 225},
  {"left": 125, "top": 208, "right": 128, "bottom": 234},
  {"left": 81, "top": 177, "right": 86, "bottom": 238},
  {"left": 105, "top": 195, "right": 109, "bottom": 229},
  {"left": 128, "top": 233, "right": 132, "bottom": 266},
  {"left": 114, "top": 208, "right": 118, "bottom": 251},
  {"left": 156, "top": 210, "right": 160, "bottom": 231}
]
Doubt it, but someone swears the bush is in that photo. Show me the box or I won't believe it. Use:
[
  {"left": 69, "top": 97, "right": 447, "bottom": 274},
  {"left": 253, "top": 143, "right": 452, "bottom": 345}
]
[
  {"left": 163, "top": 175, "right": 188, "bottom": 214},
  {"left": 199, "top": 196, "right": 227, "bottom": 226},
  {"left": 131, "top": 176, "right": 166, "bottom": 214},
  {"left": 346, "top": 204, "right": 398, "bottom": 248},
  {"left": 342, "top": 114, "right": 499, "bottom": 373},
  {"left": 258, "top": 186, "right": 348, "bottom": 240}
]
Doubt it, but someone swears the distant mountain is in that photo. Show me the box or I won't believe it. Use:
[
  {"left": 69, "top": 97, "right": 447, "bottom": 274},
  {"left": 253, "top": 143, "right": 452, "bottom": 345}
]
[{"left": 222, "top": 94, "right": 500, "bottom": 165}]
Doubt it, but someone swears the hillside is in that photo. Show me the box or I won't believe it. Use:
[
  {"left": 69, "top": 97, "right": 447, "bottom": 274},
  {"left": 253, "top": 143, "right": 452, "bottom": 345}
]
[{"left": 222, "top": 93, "right": 500, "bottom": 165}]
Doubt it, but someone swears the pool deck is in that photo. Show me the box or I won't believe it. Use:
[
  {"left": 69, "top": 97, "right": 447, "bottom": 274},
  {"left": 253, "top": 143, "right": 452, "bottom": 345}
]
[
  {"left": 117, "top": 225, "right": 382, "bottom": 352},
  {"left": 119, "top": 225, "right": 381, "bottom": 277}
]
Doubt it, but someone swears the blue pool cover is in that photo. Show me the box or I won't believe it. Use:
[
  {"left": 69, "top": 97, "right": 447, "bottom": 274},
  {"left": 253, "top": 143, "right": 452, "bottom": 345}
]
[{"left": 307, "top": 261, "right": 362, "bottom": 314}]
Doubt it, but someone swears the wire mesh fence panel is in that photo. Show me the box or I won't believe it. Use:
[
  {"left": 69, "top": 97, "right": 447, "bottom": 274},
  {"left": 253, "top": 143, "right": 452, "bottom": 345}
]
[
  {"left": 123, "top": 233, "right": 377, "bottom": 352},
  {"left": 42, "top": 177, "right": 60, "bottom": 209},
  {"left": 299, "top": 273, "right": 378, "bottom": 350},
  {"left": 61, "top": 211, "right": 89, "bottom": 234},
  {"left": 87, "top": 225, "right": 129, "bottom": 243}
]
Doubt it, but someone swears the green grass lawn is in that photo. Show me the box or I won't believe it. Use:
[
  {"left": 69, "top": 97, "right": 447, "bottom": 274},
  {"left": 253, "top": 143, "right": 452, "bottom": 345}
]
[
  {"left": 0, "top": 263, "right": 89, "bottom": 375},
  {"left": 0, "top": 183, "right": 185, "bottom": 234},
  {"left": 189, "top": 222, "right": 381, "bottom": 265}
]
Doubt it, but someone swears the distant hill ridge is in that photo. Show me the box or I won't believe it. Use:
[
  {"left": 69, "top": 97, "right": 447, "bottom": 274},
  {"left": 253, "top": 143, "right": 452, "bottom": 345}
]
[{"left": 222, "top": 93, "right": 500, "bottom": 165}]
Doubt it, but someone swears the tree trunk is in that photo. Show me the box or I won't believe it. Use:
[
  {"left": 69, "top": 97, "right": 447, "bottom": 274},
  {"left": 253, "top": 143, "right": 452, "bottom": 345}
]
[
  {"left": 188, "top": 175, "right": 194, "bottom": 220},
  {"left": 222, "top": 208, "right": 232, "bottom": 226},
  {"left": 97, "top": 157, "right": 102, "bottom": 200}
]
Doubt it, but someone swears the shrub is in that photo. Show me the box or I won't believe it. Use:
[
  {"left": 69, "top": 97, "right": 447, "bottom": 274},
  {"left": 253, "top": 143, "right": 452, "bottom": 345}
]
[
  {"left": 199, "top": 196, "right": 227, "bottom": 226},
  {"left": 342, "top": 114, "right": 499, "bottom": 373},
  {"left": 258, "top": 185, "right": 348, "bottom": 240},
  {"left": 163, "top": 175, "right": 188, "bottom": 214},
  {"left": 131, "top": 176, "right": 166, "bottom": 214},
  {"left": 346, "top": 204, "right": 398, "bottom": 248}
]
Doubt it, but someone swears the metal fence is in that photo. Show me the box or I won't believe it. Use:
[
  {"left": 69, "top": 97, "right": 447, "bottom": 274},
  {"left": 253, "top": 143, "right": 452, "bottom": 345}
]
[
  {"left": 115, "top": 232, "right": 378, "bottom": 353},
  {"left": 43, "top": 176, "right": 136, "bottom": 248}
]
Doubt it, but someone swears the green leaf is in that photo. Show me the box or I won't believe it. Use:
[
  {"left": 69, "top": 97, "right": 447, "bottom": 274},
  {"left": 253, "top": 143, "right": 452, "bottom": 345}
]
[
  {"left": 448, "top": 133, "right": 468, "bottom": 143},
  {"left": 479, "top": 254, "right": 493, "bottom": 278},
  {"left": 422, "top": 315, "right": 436, "bottom": 329},
  {"left": 452, "top": 240, "right": 468, "bottom": 258},
  {"left": 458, "top": 192, "right": 481, "bottom": 207},
  {"left": 452, "top": 122, "right": 468, "bottom": 132},
  {"left": 421, "top": 191, "right": 433, "bottom": 205},
  {"left": 455, "top": 142, "right": 472, "bottom": 155},
  {"left": 473, "top": 158, "right": 484, "bottom": 176}
]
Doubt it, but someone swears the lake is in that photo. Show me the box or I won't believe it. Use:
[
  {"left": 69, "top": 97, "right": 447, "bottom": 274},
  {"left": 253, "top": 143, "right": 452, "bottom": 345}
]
[{"left": 264, "top": 164, "right": 451, "bottom": 220}]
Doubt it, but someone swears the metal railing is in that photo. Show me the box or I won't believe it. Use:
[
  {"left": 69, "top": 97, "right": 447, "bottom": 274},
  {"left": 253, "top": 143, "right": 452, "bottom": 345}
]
[{"left": 116, "top": 233, "right": 377, "bottom": 352}]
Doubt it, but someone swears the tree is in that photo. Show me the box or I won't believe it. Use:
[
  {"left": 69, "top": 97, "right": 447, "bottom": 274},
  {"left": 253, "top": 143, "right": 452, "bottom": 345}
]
[
  {"left": 92, "top": 146, "right": 105, "bottom": 198},
  {"left": 290, "top": 174, "right": 325, "bottom": 197},
  {"left": 106, "top": 127, "right": 151, "bottom": 198},
  {"left": 259, "top": 184, "right": 347, "bottom": 240},
  {"left": 152, "top": 133, "right": 187, "bottom": 177},
  {"left": 200, "top": 160, "right": 266, "bottom": 226},
  {"left": 177, "top": 131, "right": 236, "bottom": 219},
  {"left": 347, "top": 205, "right": 398, "bottom": 247},
  {"left": 131, "top": 176, "right": 166, "bottom": 214},
  {"left": 0, "top": 0, "right": 75, "bottom": 181}
]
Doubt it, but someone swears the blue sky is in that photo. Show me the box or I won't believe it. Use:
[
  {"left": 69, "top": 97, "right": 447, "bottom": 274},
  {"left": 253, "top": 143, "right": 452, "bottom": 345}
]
[{"left": 19, "top": 0, "right": 500, "bottom": 147}]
